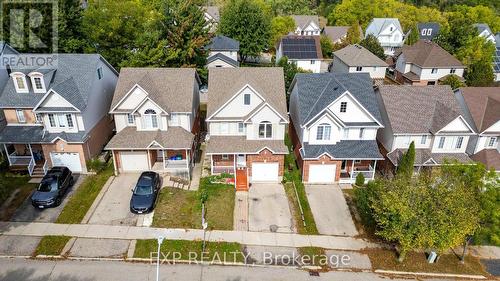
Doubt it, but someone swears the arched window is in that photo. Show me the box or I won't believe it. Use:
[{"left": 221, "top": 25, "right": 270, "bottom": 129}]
[
  {"left": 316, "top": 123, "right": 331, "bottom": 140},
  {"left": 143, "top": 109, "right": 158, "bottom": 129},
  {"left": 258, "top": 121, "right": 272, "bottom": 139}
]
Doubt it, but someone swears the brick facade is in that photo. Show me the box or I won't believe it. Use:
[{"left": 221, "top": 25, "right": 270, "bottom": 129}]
[
  {"left": 42, "top": 140, "right": 88, "bottom": 172},
  {"left": 3, "top": 109, "right": 36, "bottom": 124},
  {"left": 246, "top": 149, "right": 285, "bottom": 177},
  {"left": 302, "top": 155, "right": 342, "bottom": 182},
  {"left": 212, "top": 154, "right": 234, "bottom": 167}
]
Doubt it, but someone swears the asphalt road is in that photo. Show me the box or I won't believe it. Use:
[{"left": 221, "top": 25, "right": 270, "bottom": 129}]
[{"left": 0, "top": 258, "right": 448, "bottom": 281}]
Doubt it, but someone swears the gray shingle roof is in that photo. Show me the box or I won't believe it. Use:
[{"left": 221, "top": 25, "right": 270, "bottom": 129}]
[
  {"left": 302, "top": 140, "right": 383, "bottom": 159},
  {"left": 323, "top": 26, "right": 349, "bottom": 42},
  {"left": 207, "top": 53, "right": 239, "bottom": 67},
  {"left": 291, "top": 15, "right": 319, "bottom": 30},
  {"left": 417, "top": 22, "right": 440, "bottom": 40},
  {"left": 0, "top": 54, "right": 115, "bottom": 110},
  {"left": 206, "top": 136, "right": 288, "bottom": 154},
  {"left": 474, "top": 23, "right": 493, "bottom": 36},
  {"left": 365, "top": 18, "right": 402, "bottom": 37},
  {"left": 206, "top": 35, "right": 240, "bottom": 51},
  {"left": 105, "top": 126, "right": 194, "bottom": 149},
  {"left": 110, "top": 68, "right": 200, "bottom": 113},
  {"left": 387, "top": 148, "right": 472, "bottom": 166},
  {"left": 207, "top": 68, "right": 288, "bottom": 121},
  {"left": 0, "top": 125, "right": 88, "bottom": 143},
  {"left": 376, "top": 85, "right": 467, "bottom": 134},
  {"left": 333, "top": 44, "right": 388, "bottom": 67},
  {"left": 293, "top": 73, "right": 382, "bottom": 126}
]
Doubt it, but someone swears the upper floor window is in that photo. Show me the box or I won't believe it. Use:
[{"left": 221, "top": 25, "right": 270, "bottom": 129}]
[
  {"left": 258, "top": 121, "right": 272, "bottom": 139},
  {"left": 359, "top": 128, "right": 365, "bottom": 139},
  {"left": 343, "top": 128, "right": 349, "bottom": 139},
  {"left": 35, "top": 113, "right": 43, "bottom": 123},
  {"left": 421, "top": 28, "right": 427, "bottom": 36},
  {"left": 487, "top": 137, "right": 497, "bottom": 147},
  {"left": 311, "top": 60, "right": 316, "bottom": 64},
  {"left": 450, "top": 68, "right": 456, "bottom": 74},
  {"left": 356, "top": 66, "right": 362, "bottom": 71},
  {"left": 455, "top": 136, "right": 463, "bottom": 149},
  {"left": 390, "top": 27, "right": 393, "bottom": 31},
  {"left": 97, "top": 67, "right": 103, "bottom": 80},
  {"left": 316, "top": 123, "right": 331, "bottom": 140},
  {"left": 244, "top": 93, "right": 250, "bottom": 105},
  {"left": 431, "top": 68, "right": 438, "bottom": 74},
  {"left": 420, "top": 135, "right": 427, "bottom": 144},
  {"left": 33, "top": 77, "right": 43, "bottom": 89},
  {"left": 427, "top": 29, "right": 432, "bottom": 35},
  {"left": 29, "top": 73, "right": 46, "bottom": 93},
  {"left": 340, "top": 102, "right": 347, "bottom": 113},
  {"left": 47, "top": 113, "right": 75, "bottom": 129},
  {"left": 169, "top": 114, "right": 179, "bottom": 126},
  {"left": 15, "top": 109, "right": 25, "bottom": 123},
  {"left": 144, "top": 109, "right": 158, "bottom": 129},
  {"left": 127, "top": 113, "right": 135, "bottom": 124},
  {"left": 438, "top": 137, "right": 445, "bottom": 148},
  {"left": 11, "top": 73, "right": 29, "bottom": 93},
  {"left": 238, "top": 122, "right": 245, "bottom": 133}
]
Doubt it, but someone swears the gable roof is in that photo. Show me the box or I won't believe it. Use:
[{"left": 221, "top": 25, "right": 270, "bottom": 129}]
[
  {"left": 0, "top": 54, "right": 116, "bottom": 110},
  {"left": 111, "top": 68, "right": 200, "bottom": 113},
  {"left": 207, "top": 67, "right": 287, "bottom": 120},
  {"left": 292, "top": 72, "right": 382, "bottom": 126},
  {"left": 459, "top": 87, "right": 500, "bottom": 132},
  {"left": 291, "top": 15, "right": 320, "bottom": 30},
  {"left": 203, "top": 6, "right": 220, "bottom": 22},
  {"left": 323, "top": 26, "right": 363, "bottom": 43},
  {"left": 0, "top": 41, "right": 18, "bottom": 55},
  {"left": 417, "top": 22, "right": 440, "bottom": 40},
  {"left": 205, "top": 35, "right": 240, "bottom": 51},
  {"left": 376, "top": 85, "right": 467, "bottom": 134},
  {"left": 398, "top": 40, "right": 463, "bottom": 68},
  {"left": 471, "top": 149, "right": 500, "bottom": 171},
  {"left": 333, "top": 44, "right": 388, "bottom": 67},
  {"left": 279, "top": 35, "right": 322, "bottom": 60},
  {"left": 207, "top": 53, "right": 239, "bottom": 67},
  {"left": 365, "top": 18, "right": 402, "bottom": 37}
]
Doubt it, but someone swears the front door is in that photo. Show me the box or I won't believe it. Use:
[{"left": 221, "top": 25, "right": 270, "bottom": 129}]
[{"left": 236, "top": 167, "right": 248, "bottom": 191}]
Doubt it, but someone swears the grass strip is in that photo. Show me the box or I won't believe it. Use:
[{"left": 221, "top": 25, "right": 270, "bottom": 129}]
[{"left": 34, "top": 235, "right": 72, "bottom": 256}]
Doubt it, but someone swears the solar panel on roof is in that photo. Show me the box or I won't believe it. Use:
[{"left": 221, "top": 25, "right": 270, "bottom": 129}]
[{"left": 281, "top": 37, "right": 319, "bottom": 59}]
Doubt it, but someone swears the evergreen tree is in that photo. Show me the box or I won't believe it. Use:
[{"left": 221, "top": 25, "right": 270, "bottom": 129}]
[
  {"left": 58, "top": 0, "right": 86, "bottom": 53},
  {"left": 359, "top": 34, "right": 386, "bottom": 60},
  {"left": 397, "top": 141, "right": 415, "bottom": 178}
]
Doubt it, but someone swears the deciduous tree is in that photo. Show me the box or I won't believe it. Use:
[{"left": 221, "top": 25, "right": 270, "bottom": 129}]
[
  {"left": 359, "top": 34, "right": 385, "bottom": 60},
  {"left": 270, "top": 16, "right": 295, "bottom": 49}
]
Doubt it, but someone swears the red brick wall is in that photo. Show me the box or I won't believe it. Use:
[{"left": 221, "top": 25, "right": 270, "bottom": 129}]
[
  {"left": 212, "top": 154, "right": 234, "bottom": 167},
  {"left": 303, "top": 155, "right": 342, "bottom": 182},
  {"left": 246, "top": 149, "right": 285, "bottom": 177},
  {"left": 84, "top": 115, "right": 115, "bottom": 159}
]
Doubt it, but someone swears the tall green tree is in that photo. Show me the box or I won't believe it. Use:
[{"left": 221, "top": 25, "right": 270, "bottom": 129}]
[
  {"left": 345, "top": 21, "right": 362, "bottom": 44},
  {"left": 219, "top": 0, "right": 271, "bottom": 62},
  {"left": 438, "top": 74, "right": 464, "bottom": 90},
  {"left": 58, "top": 0, "right": 86, "bottom": 53},
  {"left": 270, "top": 16, "right": 295, "bottom": 49},
  {"left": 397, "top": 141, "right": 415, "bottom": 179},
  {"left": 267, "top": 0, "right": 315, "bottom": 16},
  {"left": 320, "top": 35, "right": 334, "bottom": 58},
  {"left": 359, "top": 34, "right": 386, "bottom": 60},
  {"left": 277, "top": 57, "right": 310, "bottom": 104},
  {"left": 405, "top": 25, "right": 419, "bottom": 45},
  {"left": 465, "top": 59, "right": 495, "bottom": 86}
]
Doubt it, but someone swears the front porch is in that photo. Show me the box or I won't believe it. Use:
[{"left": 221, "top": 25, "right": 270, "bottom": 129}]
[
  {"left": 3, "top": 143, "right": 48, "bottom": 177},
  {"left": 339, "top": 159, "right": 377, "bottom": 184},
  {"left": 149, "top": 149, "right": 192, "bottom": 179}
]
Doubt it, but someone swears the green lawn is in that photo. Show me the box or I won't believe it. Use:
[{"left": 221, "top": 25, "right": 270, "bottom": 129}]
[
  {"left": 0, "top": 174, "right": 36, "bottom": 221},
  {"left": 55, "top": 163, "right": 113, "bottom": 224},
  {"left": 134, "top": 239, "right": 244, "bottom": 263},
  {"left": 152, "top": 177, "right": 234, "bottom": 230},
  {"left": 34, "top": 235, "right": 72, "bottom": 256}
]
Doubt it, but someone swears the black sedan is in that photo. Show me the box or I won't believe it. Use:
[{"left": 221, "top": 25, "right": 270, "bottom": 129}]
[
  {"left": 130, "top": 171, "right": 161, "bottom": 214},
  {"left": 31, "top": 166, "right": 74, "bottom": 208}
]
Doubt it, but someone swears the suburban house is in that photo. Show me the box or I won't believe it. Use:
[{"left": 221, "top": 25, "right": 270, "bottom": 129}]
[
  {"left": 105, "top": 68, "right": 200, "bottom": 178},
  {"left": 417, "top": 22, "right": 440, "bottom": 41},
  {"left": 0, "top": 42, "right": 18, "bottom": 129},
  {"left": 289, "top": 73, "right": 384, "bottom": 184},
  {"left": 322, "top": 26, "right": 363, "bottom": 44},
  {"left": 205, "top": 35, "right": 240, "bottom": 68},
  {"left": 365, "top": 18, "right": 404, "bottom": 56},
  {"left": 375, "top": 85, "right": 475, "bottom": 174},
  {"left": 276, "top": 35, "right": 323, "bottom": 73},
  {"left": 475, "top": 23, "right": 496, "bottom": 43},
  {"left": 0, "top": 54, "right": 118, "bottom": 175},
  {"left": 455, "top": 87, "right": 500, "bottom": 172},
  {"left": 205, "top": 68, "right": 289, "bottom": 190},
  {"left": 394, "top": 40, "right": 464, "bottom": 85},
  {"left": 330, "top": 44, "right": 388, "bottom": 79},
  {"left": 291, "top": 15, "right": 321, "bottom": 36},
  {"left": 203, "top": 6, "right": 220, "bottom": 33}
]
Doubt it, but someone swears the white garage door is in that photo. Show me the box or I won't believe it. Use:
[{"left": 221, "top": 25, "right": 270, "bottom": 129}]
[
  {"left": 252, "top": 162, "right": 279, "bottom": 182},
  {"left": 50, "top": 152, "right": 82, "bottom": 173},
  {"left": 308, "top": 164, "right": 336, "bottom": 184},
  {"left": 120, "top": 151, "right": 149, "bottom": 171}
]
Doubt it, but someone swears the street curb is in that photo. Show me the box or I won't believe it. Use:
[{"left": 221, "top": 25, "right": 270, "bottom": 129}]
[
  {"left": 126, "top": 239, "right": 136, "bottom": 258},
  {"left": 61, "top": 237, "right": 77, "bottom": 256},
  {"left": 375, "top": 269, "right": 487, "bottom": 279},
  {"left": 81, "top": 176, "right": 115, "bottom": 224}
]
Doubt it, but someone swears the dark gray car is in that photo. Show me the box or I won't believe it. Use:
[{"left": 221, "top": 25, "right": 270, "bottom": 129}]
[
  {"left": 31, "top": 167, "right": 74, "bottom": 208},
  {"left": 130, "top": 171, "right": 161, "bottom": 214}
]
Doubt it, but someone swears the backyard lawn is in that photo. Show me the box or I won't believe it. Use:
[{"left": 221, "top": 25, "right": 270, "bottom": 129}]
[
  {"left": 152, "top": 176, "right": 234, "bottom": 230},
  {"left": 0, "top": 174, "right": 36, "bottom": 221}
]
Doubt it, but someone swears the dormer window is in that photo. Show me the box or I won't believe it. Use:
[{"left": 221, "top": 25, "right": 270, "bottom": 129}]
[
  {"left": 258, "top": 121, "right": 272, "bottom": 139},
  {"left": 11, "top": 73, "right": 29, "bottom": 93},
  {"left": 97, "top": 67, "right": 103, "bottom": 80},
  {"left": 316, "top": 123, "right": 331, "bottom": 140},
  {"left": 28, "top": 72, "right": 46, "bottom": 93},
  {"left": 340, "top": 102, "right": 347, "bottom": 113}
]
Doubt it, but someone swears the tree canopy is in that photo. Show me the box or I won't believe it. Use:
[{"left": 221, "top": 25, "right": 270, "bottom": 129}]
[
  {"left": 359, "top": 34, "right": 386, "bottom": 60},
  {"left": 397, "top": 141, "right": 415, "bottom": 179},
  {"left": 270, "top": 16, "right": 296, "bottom": 49}
]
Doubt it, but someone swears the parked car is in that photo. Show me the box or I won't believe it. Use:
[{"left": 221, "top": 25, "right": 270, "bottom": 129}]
[
  {"left": 130, "top": 171, "right": 161, "bottom": 214},
  {"left": 31, "top": 167, "right": 74, "bottom": 208}
]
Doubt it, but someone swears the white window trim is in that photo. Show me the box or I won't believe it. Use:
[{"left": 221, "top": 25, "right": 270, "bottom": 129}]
[
  {"left": 343, "top": 128, "right": 349, "bottom": 139},
  {"left": 243, "top": 93, "right": 251, "bottom": 105},
  {"left": 35, "top": 113, "right": 43, "bottom": 123},
  {"left": 29, "top": 74, "right": 46, "bottom": 94},
  {"left": 11, "top": 73, "right": 29, "bottom": 93},
  {"left": 420, "top": 135, "right": 427, "bottom": 144},
  {"left": 487, "top": 137, "right": 497, "bottom": 148},
  {"left": 316, "top": 123, "right": 331, "bottom": 141},
  {"left": 221, "top": 154, "right": 229, "bottom": 160},
  {"left": 438, "top": 137, "right": 445, "bottom": 148},
  {"left": 169, "top": 113, "right": 179, "bottom": 126},
  {"left": 359, "top": 128, "right": 365, "bottom": 139},
  {"left": 127, "top": 113, "right": 135, "bottom": 124},
  {"left": 238, "top": 122, "right": 245, "bottom": 133},
  {"left": 455, "top": 136, "right": 464, "bottom": 149},
  {"left": 431, "top": 68, "right": 438, "bottom": 74},
  {"left": 15, "top": 109, "right": 26, "bottom": 123},
  {"left": 340, "top": 102, "right": 347, "bottom": 113},
  {"left": 47, "top": 113, "right": 76, "bottom": 129},
  {"left": 258, "top": 122, "right": 273, "bottom": 139}
]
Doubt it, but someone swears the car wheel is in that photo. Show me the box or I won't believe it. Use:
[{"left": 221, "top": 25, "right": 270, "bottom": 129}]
[
  {"left": 70, "top": 177, "right": 75, "bottom": 186},
  {"left": 55, "top": 198, "right": 62, "bottom": 207}
]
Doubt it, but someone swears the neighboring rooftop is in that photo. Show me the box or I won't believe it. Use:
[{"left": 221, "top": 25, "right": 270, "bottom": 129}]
[
  {"left": 377, "top": 85, "right": 466, "bottom": 134},
  {"left": 474, "top": 23, "right": 494, "bottom": 37},
  {"left": 387, "top": 148, "right": 471, "bottom": 166},
  {"left": 323, "top": 26, "right": 363, "bottom": 43},
  {"left": 207, "top": 53, "right": 239, "bottom": 67},
  {"left": 105, "top": 126, "right": 194, "bottom": 150},
  {"left": 203, "top": 6, "right": 220, "bottom": 22},
  {"left": 205, "top": 35, "right": 240, "bottom": 51},
  {"left": 471, "top": 149, "right": 500, "bottom": 171},
  {"left": 365, "top": 18, "right": 402, "bottom": 36},
  {"left": 110, "top": 68, "right": 200, "bottom": 113},
  {"left": 206, "top": 136, "right": 288, "bottom": 154},
  {"left": 417, "top": 22, "right": 440, "bottom": 40},
  {"left": 459, "top": 87, "right": 500, "bottom": 132},
  {"left": 333, "top": 44, "right": 388, "bottom": 67},
  {"left": 291, "top": 15, "right": 320, "bottom": 30},
  {"left": 279, "top": 35, "right": 322, "bottom": 60},
  {"left": 398, "top": 40, "right": 463, "bottom": 68}
]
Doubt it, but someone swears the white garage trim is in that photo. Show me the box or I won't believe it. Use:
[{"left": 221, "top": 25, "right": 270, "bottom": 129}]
[
  {"left": 50, "top": 152, "right": 83, "bottom": 173},
  {"left": 251, "top": 162, "right": 279, "bottom": 182},
  {"left": 120, "top": 151, "right": 149, "bottom": 172},
  {"left": 308, "top": 164, "right": 336, "bottom": 184}
]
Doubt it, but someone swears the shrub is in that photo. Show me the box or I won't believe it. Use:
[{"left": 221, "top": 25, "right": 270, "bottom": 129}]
[
  {"left": 355, "top": 173, "right": 365, "bottom": 186},
  {"left": 86, "top": 158, "right": 106, "bottom": 173},
  {"left": 353, "top": 183, "right": 377, "bottom": 228}
]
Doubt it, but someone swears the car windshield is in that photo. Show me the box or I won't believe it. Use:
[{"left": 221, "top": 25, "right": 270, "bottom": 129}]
[
  {"left": 37, "top": 177, "right": 58, "bottom": 192},
  {"left": 134, "top": 185, "right": 152, "bottom": 195}
]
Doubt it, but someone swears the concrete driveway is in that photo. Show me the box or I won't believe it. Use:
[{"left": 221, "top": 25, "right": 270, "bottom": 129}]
[
  {"left": 10, "top": 175, "right": 85, "bottom": 223},
  {"left": 248, "top": 183, "right": 294, "bottom": 233},
  {"left": 305, "top": 184, "right": 358, "bottom": 236},
  {"left": 87, "top": 174, "right": 139, "bottom": 226}
]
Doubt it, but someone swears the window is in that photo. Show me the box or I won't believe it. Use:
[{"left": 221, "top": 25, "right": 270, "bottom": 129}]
[
  {"left": 359, "top": 128, "right": 365, "bottom": 139},
  {"left": 438, "top": 137, "right": 445, "bottom": 148},
  {"left": 431, "top": 68, "right": 438, "bottom": 74},
  {"left": 455, "top": 136, "right": 463, "bottom": 149},
  {"left": 420, "top": 135, "right": 427, "bottom": 144},
  {"left": 354, "top": 160, "right": 362, "bottom": 164},
  {"left": 316, "top": 123, "right": 331, "bottom": 140},
  {"left": 421, "top": 28, "right": 427, "bottom": 36},
  {"left": 144, "top": 109, "right": 158, "bottom": 129},
  {"left": 258, "top": 121, "right": 272, "bottom": 139},
  {"left": 356, "top": 66, "right": 363, "bottom": 71},
  {"left": 33, "top": 77, "right": 43, "bottom": 90},
  {"left": 427, "top": 81, "right": 436, "bottom": 85},
  {"left": 340, "top": 102, "right": 347, "bottom": 113},
  {"left": 343, "top": 128, "right": 349, "bottom": 139},
  {"left": 238, "top": 122, "right": 244, "bottom": 133},
  {"left": 127, "top": 113, "right": 135, "bottom": 124},
  {"left": 16, "top": 77, "right": 26, "bottom": 89},
  {"left": 487, "top": 137, "right": 497, "bottom": 147},
  {"left": 450, "top": 68, "right": 456, "bottom": 74},
  {"left": 48, "top": 114, "right": 56, "bottom": 127},
  {"left": 35, "top": 113, "right": 43, "bottom": 123},
  {"left": 169, "top": 114, "right": 179, "bottom": 126},
  {"left": 427, "top": 29, "right": 432, "bottom": 35},
  {"left": 97, "top": 67, "right": 103, "bottom": 80},
  {"left": 57, "top": 114, "right": 66, "bottom": 127},
  {"left": 15, "top": 109, "right": 25, "bottom": 123},
  {"left": 373, "top": 66, "right": 377, "bottom": 71},
  {"left": 390, "top": 27, "right": 393, "bottom": 31},
  {"left": 221, "top": 154, "right": 229, "bottom": 160},
  {"left": 311, "top": 60, "right": 316, "bottom": 64},
  {"left": 66, "top": 114, "right": 74, "bottom": 128},
  {"left": 244, "top": 93, "right": 250, "bottom": 105}
]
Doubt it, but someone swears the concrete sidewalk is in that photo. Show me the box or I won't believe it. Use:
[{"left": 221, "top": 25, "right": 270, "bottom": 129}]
[{"left": 0, "top": 221, "right": 376, "bottom": 251}]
